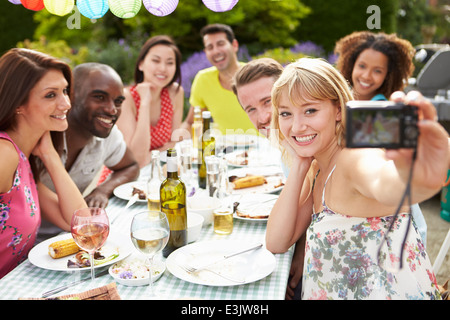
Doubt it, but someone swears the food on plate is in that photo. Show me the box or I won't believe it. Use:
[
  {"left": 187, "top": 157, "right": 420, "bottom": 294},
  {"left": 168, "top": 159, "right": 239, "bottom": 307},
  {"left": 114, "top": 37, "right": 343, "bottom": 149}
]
[
  {"left": 132, "top": 187, "right": 146, "bottom": 200},
  {"left": 229, "top": 151, "right": 248, "bottom": 166},
  {"left": 273, "top": 181, "right": 285, "bottom": 189},
  {"left": 232, "top": 175, "right": 266, "bottom": 189},
  {"left": 67, "top": 246, "right": 119, "bottom": 268},
  {"left": 110, "top": 258, "right": 161, "bottom": 280},
  {"left": 234, "top": 196, "right": 277, "bottom": 219},
  {"left": 235, "top": 208, "right": 270, "bottom": 219},
  {"left": 48, "top": 238, "right": 80, "bottom": 259}
]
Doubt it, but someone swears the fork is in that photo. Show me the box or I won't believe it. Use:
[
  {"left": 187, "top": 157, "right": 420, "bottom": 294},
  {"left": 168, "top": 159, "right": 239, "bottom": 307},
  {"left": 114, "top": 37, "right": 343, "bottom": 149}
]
[{"left": 178, "top": 263, "right": 245, "bottom": 283}]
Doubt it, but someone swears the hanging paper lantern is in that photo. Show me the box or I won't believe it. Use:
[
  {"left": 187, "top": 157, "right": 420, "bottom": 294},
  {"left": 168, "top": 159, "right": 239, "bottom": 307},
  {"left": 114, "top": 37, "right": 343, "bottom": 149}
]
[
  {"left": 20, "top": 0, "right": 45, "bottom": 11},
  {"left": 44, "top": 0, "right": 74, "bottom": 16},
  {"left": 202, "top": 0, "right": 238, "bottom": 12},
  {"left": 8, "top": 0, "right": 22, "bottom": 5},
  {"left": 108, "top": 0, "right": 141, "bottom": 19},
  {"left": 143, "top": 0, "right": 178, "bottom": 17},
  {"left": 77, "top": 0, "right": 109, "bottom": 19}
]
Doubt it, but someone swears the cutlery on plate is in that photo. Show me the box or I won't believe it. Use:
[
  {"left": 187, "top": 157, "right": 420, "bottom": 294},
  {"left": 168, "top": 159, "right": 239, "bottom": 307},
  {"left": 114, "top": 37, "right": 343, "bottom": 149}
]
[
  {"left": 240, "top": 198, "right": 278, "bottom": 210},
  {"left": 182, "top": 243, "right": 263, "bottom": 273},
  {"left": 41, "top": 269, "right": 109, "bottom": 298},
  {"left": 125, "top": 193, "right": 139, "bottom": 209},
  {"left": 178, "top": 263, "right": 245, "bottom": 283}
]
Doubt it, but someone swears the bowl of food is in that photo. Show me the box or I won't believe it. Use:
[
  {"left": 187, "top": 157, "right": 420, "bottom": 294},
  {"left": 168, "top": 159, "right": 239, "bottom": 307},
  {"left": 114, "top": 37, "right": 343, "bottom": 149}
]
[
  {"left": 187, "top": 211, "right": 204, "bottom": 243},
  {"left": 187, "top": 193, "right": 221, "bottom": 225},
  {"left": 109, "top": 254, "right": 165, "bottom": 286}
]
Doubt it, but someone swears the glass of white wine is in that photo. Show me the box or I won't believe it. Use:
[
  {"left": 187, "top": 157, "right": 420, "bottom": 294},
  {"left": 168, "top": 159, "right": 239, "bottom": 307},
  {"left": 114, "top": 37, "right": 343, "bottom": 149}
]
[
  {"left": 130, "top": 210, "right": 169, "bottom": 299},
  {"left": 71, "top": 207, "right": 110, "bottom": 283}
]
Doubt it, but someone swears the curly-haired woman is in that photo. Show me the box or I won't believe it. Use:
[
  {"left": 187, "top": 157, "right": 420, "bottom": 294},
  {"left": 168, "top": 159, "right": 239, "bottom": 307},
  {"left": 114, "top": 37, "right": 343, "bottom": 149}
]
[{"left": 334, "top": 31, "right": 415, "bottom": 101}]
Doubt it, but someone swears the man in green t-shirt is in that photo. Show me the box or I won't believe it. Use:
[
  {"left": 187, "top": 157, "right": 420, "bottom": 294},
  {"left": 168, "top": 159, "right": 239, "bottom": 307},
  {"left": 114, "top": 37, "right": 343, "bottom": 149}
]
[{"left": 181, "top": 24, "right": 256, "bottom": 135}]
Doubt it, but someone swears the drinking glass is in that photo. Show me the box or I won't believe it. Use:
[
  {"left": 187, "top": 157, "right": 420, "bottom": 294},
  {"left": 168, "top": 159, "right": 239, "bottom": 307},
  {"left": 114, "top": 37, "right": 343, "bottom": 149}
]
[
  {"left": 205, "top": 155, "right": 220, "bottom": 198},
  {"left": 130, "top": 211, "right": 170, "bottom": 298},
  {"left": 71, "top": 207, "right": 110, "bottom": 282},
  {"left": 179, "top": 140, "right": 193, "bottom": 185},
  {"left": 213, "top": 207, "right": 234, "bottom": 235}
]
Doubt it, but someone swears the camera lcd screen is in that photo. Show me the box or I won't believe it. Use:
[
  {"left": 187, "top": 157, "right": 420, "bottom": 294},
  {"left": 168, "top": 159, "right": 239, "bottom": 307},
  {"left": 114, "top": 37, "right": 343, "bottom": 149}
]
[{"left": 349, "top": 109, "right": 400, "bottom": 146}]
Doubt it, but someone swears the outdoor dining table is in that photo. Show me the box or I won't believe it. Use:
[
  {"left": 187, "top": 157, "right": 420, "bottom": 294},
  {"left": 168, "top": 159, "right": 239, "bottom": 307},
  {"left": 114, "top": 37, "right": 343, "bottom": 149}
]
[{"left": 0, "top": 135, "right": 294, "bottom": 300}]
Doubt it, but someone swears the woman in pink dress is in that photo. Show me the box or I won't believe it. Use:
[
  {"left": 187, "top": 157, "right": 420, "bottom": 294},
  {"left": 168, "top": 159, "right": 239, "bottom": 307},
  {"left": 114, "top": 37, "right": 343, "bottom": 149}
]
[
  {"left": 0, "top": 48, "right": 87, "bottom": 278},
  {"left": 117, "top": 35, "right": 185, "bottom": 168}
]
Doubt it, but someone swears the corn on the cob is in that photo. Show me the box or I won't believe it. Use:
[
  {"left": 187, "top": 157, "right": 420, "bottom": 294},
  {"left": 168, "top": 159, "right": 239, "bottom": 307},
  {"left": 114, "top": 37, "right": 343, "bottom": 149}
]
[
  {"left": 48, "top": 238, "right": 80, "bottom": 259},
  {"left": 233, "top": 175, "right": 266, "bottom": 189}
]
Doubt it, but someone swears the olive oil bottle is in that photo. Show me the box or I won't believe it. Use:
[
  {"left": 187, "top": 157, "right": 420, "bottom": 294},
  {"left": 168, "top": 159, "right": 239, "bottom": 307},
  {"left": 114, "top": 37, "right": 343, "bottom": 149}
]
[
  {"left": 198, "top": 111, "right": 215, "bottom": 189},
  {"left": 161, "top": 148, "right": 187, "bottom": 257}
]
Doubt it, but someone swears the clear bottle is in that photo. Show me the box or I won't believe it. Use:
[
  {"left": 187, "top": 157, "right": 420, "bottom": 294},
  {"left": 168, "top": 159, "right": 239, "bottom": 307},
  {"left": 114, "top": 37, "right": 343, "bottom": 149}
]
[
  {"left": 147, "top": 150, "right": 164, "bottom": 212},
  {"left": 191, "top": 106, "right": 202, "bottom": 151},
  {"left": 160, "top": 148, "right": 187, "bottom": 257},
  {"left": 198, "top": 111, "right": 215, "bottom": 189}
]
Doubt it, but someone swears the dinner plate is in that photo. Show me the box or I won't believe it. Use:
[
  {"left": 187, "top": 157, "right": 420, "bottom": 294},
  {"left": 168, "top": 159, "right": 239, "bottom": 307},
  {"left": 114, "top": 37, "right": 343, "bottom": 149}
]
[
  {"left": 231, "top": 194, "right": 278, "bottom": 221},
  {"left": 113, "top": 181, "right": 147, "bottom": 203},
  {"left": 28, "top": 231, "right": 133, "bottom": 272},
  {"left": 109, "top": 254, "right": 166, "bottom": 286},
  {"left": 218, "top": 134, "right": 257, "bottom": 148},
  {"left": 228, "top": 166, "right": 285, "bottom": 195},
  {"left": 166, "top": 240, "right": 276, "bottom": 286},
  {"left": 225, "top": 148, "right": 280, "bottom": 167}
]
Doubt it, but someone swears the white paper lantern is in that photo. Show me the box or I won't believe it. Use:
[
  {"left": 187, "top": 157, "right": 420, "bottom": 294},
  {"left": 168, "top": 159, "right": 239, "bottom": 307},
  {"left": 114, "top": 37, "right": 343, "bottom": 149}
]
[
  {"left": 202, "top": 0, "right": 238, "bottom": 12},
  {"left": 143, "top": 0, "right": 178, "bottom": 17}
]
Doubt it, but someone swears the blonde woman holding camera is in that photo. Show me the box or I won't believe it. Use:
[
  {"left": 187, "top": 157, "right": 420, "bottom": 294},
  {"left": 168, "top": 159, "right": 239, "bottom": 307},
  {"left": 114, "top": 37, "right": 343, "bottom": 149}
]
[{"left": 266, "top": 58, "right": 448, "bottom": 300}]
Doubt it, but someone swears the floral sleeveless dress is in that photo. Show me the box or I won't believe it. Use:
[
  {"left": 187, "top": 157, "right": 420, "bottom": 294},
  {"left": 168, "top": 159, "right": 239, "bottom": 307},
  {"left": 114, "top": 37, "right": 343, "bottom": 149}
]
[
  {"left": 302, "top": 165, "right": 441, "bottom": 300},
  {"left": 0, "top": 132, "right": 40, "bottom": 279}
]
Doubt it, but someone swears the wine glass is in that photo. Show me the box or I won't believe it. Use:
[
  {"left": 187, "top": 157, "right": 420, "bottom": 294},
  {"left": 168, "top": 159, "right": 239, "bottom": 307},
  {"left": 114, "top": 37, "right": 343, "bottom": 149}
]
[
  {"left": 71, "top": 207, "right": 110, "bottom": 282},
  {"left": 130, "top": 210, "right": 170, "bottom": 298}
]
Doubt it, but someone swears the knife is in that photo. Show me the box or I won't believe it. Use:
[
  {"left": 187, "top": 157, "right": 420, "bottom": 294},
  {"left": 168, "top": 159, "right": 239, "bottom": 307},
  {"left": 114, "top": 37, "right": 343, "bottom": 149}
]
[
  {"left": 193, "top": 243, "right": 263, "bottom": 272},
  {"left": 125, "top": 193, "right": 139, "bottom": 209},
  {"left": 41, "top": 268, "right": 110, "bottom": 298}
]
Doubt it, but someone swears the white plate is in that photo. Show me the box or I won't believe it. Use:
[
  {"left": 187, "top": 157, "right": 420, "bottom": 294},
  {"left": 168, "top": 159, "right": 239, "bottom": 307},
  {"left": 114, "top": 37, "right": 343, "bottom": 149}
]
[
  {"left": 113, "top": 181, "right": 147, "bottom": 203},
  {"left": 228, "top": 166, "right": 285, "bottom": 195},
  {"left": 28, "top": 231, "right": 133, "bottom": 272},
  {"left": 226, "top": 149, "right": 279, "bottom": 167},
  {"left": 231, "top": 194, "right": 278, "bottom": 221},
  {"left": 109, "top": 254, "right": 166, "bottom": 286},
  {"left": 166, "top": 240, "right": 276, "bottom": 286},
  {"left": 218, "top": 134, "right": 257, "bottom": 148}
]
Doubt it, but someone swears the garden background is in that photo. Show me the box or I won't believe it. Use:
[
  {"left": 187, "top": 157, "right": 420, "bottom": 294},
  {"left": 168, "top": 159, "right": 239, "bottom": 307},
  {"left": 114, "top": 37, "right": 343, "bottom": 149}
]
[{"left": 1, "top": 0, "right": 448, "bottom": 117}]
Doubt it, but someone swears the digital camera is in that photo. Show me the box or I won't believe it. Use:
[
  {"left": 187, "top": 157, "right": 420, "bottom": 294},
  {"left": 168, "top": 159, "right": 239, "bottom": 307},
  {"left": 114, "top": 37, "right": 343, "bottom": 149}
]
[{"left": 345, "top": 101, "right": 419, "bottom": 149}]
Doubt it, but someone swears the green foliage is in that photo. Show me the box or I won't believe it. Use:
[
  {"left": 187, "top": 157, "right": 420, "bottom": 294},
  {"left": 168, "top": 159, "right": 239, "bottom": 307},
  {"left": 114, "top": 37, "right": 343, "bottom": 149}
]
[
  {"left": 122, "top": 0, "right": 311, "bottom": 56},
  {"left": 85, "top": 32, "right": 143, "bottom": 85},
  {"left": 253, "top": 47, "right": 307, "bottom": 66},
  {"left": 32, "top": 8, "right": 122, "bottom": 48},
  {"left": 16, "top": 36, "right": 89, "bottom": 68},
  {"left": 0, "top": 1, "right": 36, "bottom": 55},
  {"left": 295, "top": 0, "right": 398, "bottom": 53},
  {"left": 397, "top": 0, "right": 434, "bottom": 45},
  {"left": 397, "top": 0, "right": 449, "bottom": 45}
]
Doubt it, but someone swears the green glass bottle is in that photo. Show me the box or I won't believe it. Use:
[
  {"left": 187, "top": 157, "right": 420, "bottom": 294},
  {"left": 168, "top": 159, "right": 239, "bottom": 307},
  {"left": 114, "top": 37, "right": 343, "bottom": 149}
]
[
  {"left": 160, "top": 148, "right": 187, "bottom": 257},
  {"left": 198, "top": 111, "right": 215, "bottom": 189}
]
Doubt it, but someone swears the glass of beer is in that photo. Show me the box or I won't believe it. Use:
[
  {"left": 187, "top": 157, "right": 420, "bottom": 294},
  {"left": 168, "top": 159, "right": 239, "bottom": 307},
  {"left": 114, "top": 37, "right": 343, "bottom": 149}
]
[{"left": 213, "top": 208, "right": 233, "bottom": 235}]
